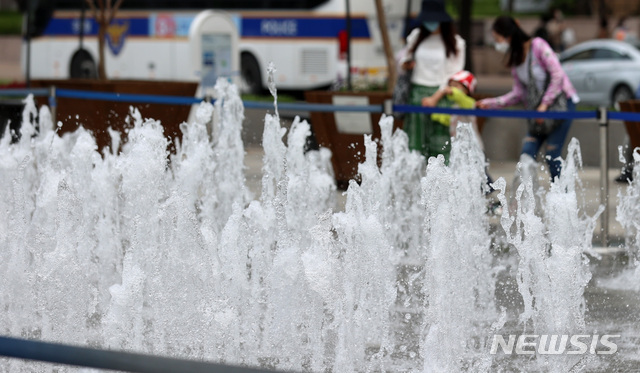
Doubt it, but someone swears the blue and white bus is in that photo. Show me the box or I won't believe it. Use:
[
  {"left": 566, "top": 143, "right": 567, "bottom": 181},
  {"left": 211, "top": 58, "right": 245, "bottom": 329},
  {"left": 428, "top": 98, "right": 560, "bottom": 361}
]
[{"left": 26, "top": 0, "right": 420, "bottom": 93}]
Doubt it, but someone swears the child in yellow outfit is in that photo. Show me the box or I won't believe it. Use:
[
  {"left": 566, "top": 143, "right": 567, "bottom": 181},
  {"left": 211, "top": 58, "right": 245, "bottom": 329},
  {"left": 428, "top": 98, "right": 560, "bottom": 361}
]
[
  {"left": 422, "top": 71, "right": 499, "bottom": 212},
  {"left": 421, "top": 70, "right": 485, "bottom": 151}
]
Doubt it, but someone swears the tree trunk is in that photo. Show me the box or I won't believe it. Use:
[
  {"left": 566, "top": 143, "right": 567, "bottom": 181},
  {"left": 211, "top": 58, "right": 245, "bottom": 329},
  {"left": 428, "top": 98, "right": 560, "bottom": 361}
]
[
  {"left": 598, "top": 0, "right": 608, "bottom": 18},
  {"left": 374, "top": 0, "right": 396, "bottom": 94},
  {"left": 87, "top": 0, "right": 124, "bottom": 80},
  {"left": 97, "top": 20, "right": 107, "bottom": 80}
]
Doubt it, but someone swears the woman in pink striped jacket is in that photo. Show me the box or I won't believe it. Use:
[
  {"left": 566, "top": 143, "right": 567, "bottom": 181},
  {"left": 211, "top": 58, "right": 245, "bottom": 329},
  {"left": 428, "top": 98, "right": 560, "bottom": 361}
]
[{"left": 477, "top": 15, "right": 579, "bottom": 181}]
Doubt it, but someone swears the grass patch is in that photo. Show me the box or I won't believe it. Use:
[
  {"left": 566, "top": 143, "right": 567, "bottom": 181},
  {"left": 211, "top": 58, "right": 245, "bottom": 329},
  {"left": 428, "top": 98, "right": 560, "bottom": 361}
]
[
  {"left": 334, "top": 81, "right": 388, "bottom": 92},
  {"left": 0, "top": 11, "right": 22, "bottom": 35},
  {"left": 241, "top": 93, "right": 298, "bottom": 103},
  {"left": 446, "top": 0, "right": 554, "bottom": 18},
  {"left": 575, "top": 105, "right": 601, "bottom": 112},
  {"left": 446, "top": 0, "right": 503, "bottom": 18}
]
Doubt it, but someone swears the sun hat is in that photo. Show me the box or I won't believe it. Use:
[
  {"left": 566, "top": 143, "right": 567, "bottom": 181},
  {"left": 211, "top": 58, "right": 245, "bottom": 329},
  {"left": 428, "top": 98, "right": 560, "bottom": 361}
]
[
  {"left": 450, "top": 70, "right": 477, "bottom": 95},
  {"left": 415, "top": 0, "right": 452, "bottom": 24}
]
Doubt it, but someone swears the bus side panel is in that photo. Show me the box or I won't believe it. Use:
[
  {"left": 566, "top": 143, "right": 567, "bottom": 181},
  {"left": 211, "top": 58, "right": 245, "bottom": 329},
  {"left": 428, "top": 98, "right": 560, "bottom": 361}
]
[
  {"left": 104, "top": 39, "right": 165, "bottom": 80},
  {"left": 29, "top": 40, "right": 54, "bottom": 79},
  {"left": 53, "top": 37, "right": 196, "bottom": 82},
  {"left": 174, "top": 40, "right": 194, "bottom": 81},
  {"left": 30, "top": 37, "right": 197, "bottom": 82},
  {"left": 30, "top": 39, "right": 94, "bottom": 79},
  {"left": 295, "top": 40, "right": 340, "bottom": 89},
  {"left": 241, "top": 39, "right": 339, "bottom": 90},
  {"left": 29, "top": 4, "right": 421, "bottom": 89}
]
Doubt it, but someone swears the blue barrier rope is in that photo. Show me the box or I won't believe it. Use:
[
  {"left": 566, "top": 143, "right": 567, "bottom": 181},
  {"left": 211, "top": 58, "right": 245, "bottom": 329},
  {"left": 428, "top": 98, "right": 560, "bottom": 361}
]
[
  {"left": 392, "top": 104, "right": 598, "bottom": 120},
  {"left": 608, "top": 110, "right": 640, "bottom": 122},
  {"left": 0, "top": 88, "right": 49, "bottom": 97},
  {"left": 0, "top": 335, "right": 281, "bottom": 373},
  {"left": 244, "top": 100, "right": 382, "bottom": 113},
  {"left": 55, "top": 88, "right": 203, "bottom": 105},
  {"left": 3, "top": 86, "right": 640, "bottom": 122}
]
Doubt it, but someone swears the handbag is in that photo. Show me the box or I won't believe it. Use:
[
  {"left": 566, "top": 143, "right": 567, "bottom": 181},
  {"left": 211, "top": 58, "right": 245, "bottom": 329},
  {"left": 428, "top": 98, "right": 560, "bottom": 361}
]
[{"left": 524, "top": 47, "right": 567, "bottom": 136}]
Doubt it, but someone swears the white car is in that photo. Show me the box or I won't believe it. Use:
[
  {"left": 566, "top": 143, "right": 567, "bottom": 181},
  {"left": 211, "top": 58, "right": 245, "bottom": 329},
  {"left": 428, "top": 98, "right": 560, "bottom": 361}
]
[{"left": 560, "top": 39, "right": 640, "bottom": 107}]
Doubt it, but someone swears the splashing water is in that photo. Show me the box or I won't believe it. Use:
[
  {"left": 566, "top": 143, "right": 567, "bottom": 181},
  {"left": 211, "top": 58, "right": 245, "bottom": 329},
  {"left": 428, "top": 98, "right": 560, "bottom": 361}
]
[
  {"left": 0, "top": 78, "right": 627, "bottom": 372},
  {"left": 419, "top": 123, "right": 496, "bottom": 372},
  {"left": 494, "top": 138, "right": 602, "bottom": 371},
  {"left": 618, "top": 149, "right": 640, "bottom": 259},
  {"left": 600, "top": 149, "right": 640, "bottom": 291}
]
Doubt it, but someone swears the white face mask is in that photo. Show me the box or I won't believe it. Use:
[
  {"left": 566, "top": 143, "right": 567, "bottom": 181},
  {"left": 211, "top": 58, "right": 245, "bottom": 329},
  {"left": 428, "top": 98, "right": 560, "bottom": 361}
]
[{"left": 494, "top": 41, "right": 509, "bottom": 53}]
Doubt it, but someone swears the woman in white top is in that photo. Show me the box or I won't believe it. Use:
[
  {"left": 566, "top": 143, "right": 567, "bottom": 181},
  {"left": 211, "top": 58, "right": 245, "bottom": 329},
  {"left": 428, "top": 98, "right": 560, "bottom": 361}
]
[{"left": 400, "top": 0, "right": 465, "bottom": 163}]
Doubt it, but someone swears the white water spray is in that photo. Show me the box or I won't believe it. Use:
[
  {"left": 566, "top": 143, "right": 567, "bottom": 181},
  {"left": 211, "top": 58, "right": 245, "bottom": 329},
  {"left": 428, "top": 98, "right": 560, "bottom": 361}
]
[
  {"left": 419, "top": 123, "right": 495, "bottom": 372},
  {"left": 494, "top": 138, "right": 601, "bottom": 371},
  {"left": 0, "top": 79, "right": 616, "bottom": 372}
]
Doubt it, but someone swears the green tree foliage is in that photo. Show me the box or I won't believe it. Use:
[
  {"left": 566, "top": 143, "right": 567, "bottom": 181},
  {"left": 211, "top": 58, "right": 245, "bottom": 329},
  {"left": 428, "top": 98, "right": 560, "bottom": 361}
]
[{"left": 0, "top": 11, "right": 22, "bottom": 35}]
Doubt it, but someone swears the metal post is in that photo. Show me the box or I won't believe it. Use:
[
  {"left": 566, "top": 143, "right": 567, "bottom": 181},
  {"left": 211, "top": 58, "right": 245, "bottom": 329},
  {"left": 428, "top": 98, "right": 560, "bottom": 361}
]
[
  {"left": 383, "top": 99, "right": 392, "bottom": 116},
  {"left": 25, "top": 0, "right": 33, "bottom": 88},
  {"left": 598, "top": 106, "right": 609, "bottom": 247},
  {"left": 403, "top": 0, "right": 412, "bottom": 38},
  {"left": 79, "top": 0, "right": 86, "bottom": 48},
  {"left": 345, "top": 0, "right": 352, "bottom": 91},
  {"left": 49, "top": 86, "right": 57, "bottom": 126}
]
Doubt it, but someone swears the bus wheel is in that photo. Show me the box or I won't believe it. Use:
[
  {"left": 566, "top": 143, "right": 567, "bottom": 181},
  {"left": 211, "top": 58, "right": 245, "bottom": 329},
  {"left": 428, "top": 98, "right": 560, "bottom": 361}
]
[
  {"left": 69, "top": 49, "right": 97, "bottom": 79},
  {"left": 241, "top": 53, "right": 262, "bottom": 94}
]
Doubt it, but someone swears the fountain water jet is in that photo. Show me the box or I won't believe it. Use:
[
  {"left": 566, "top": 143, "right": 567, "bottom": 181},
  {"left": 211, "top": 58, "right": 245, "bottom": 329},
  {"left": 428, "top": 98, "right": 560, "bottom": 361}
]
[
  {"left": 419, "top": 123, "right": 496, "bottom": 372},
  {"left": 0, "top": 76, "right": 635, "bottom": 372},
  {"left": 494, "top": 138, "right": 602, "bottom": 371},
  {"left": 600, "top": 149, "right": 640, "bottom": 292}
]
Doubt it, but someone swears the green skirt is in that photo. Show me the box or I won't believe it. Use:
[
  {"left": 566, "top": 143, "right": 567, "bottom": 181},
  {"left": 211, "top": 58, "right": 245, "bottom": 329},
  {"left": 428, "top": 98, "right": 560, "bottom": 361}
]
[{"left": 404, "top": 83, "right": 453, "bottom": 164}]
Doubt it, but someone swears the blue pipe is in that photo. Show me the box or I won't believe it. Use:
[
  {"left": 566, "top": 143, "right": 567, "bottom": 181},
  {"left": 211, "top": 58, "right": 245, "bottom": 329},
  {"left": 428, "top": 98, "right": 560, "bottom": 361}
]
[{"left": 0, "top": 335, "right": 280, "bottom": 373}]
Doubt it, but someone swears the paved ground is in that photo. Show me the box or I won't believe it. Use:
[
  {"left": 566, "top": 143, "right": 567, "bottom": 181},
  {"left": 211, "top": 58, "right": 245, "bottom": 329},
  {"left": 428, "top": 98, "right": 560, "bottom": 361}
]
[{"left": 0, "top": 36, "right": 21, "bottom": 82}]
